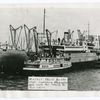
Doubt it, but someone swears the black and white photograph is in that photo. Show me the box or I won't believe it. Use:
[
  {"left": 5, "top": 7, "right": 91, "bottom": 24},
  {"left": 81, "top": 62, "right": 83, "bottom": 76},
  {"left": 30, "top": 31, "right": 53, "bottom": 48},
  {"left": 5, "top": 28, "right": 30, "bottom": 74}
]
[{"left": 0, "top": 3, "right": 100, "bottom": 93}]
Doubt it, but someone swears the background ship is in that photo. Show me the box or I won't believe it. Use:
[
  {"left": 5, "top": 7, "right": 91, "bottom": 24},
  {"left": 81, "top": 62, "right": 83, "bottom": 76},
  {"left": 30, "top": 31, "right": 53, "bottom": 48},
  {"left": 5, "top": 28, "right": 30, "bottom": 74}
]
[{"left": 58, "top": 29, "right": 100, "bottom": 67}]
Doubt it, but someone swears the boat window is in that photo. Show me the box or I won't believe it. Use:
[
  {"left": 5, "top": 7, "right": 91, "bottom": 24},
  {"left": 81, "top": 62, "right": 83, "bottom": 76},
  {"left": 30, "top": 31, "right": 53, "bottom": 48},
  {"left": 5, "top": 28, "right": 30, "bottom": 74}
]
[{"left": 60, "top": 64, "right": 63, "bottom": 67}]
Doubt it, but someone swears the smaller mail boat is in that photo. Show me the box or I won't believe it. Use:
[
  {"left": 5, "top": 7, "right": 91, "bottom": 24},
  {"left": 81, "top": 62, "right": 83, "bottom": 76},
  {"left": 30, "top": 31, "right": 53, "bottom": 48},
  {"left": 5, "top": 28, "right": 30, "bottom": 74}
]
[{"left": 23, "top": 57, "right": 71, "bottom": 75}]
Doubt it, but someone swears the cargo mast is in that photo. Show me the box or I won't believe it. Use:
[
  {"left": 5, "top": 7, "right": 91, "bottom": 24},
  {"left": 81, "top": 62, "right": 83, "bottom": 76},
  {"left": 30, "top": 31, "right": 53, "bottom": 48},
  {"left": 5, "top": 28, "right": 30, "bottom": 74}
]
[
  {"left": 88, "top": 22, "right": 90, "bottom": 37},
  {"left": 43, "top": 8, "right": 46, "bottom": 35}
]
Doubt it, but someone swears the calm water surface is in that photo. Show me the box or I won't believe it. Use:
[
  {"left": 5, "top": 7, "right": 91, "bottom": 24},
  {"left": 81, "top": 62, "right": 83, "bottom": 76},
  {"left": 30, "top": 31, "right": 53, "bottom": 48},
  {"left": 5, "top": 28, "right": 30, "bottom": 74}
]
[{"left": 0, "top": 67, "right": 100, "bottom": 90}]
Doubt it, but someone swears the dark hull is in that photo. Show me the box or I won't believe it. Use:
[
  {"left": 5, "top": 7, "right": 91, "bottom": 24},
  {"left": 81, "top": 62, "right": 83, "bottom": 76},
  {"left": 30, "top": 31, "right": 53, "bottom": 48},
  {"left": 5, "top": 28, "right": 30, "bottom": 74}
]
[
  {"left": 71, "top": 60, "right": 97, "bottom": 69},
  {"left": 65, "top": 52, "right": 99, "bottom": 68}
]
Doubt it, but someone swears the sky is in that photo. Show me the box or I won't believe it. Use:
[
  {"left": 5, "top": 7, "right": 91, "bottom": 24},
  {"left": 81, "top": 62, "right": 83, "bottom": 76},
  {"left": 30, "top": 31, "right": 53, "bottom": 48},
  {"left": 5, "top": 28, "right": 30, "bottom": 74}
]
[{"left": 0, "top": 6, "right": 100, "bottom": 43}]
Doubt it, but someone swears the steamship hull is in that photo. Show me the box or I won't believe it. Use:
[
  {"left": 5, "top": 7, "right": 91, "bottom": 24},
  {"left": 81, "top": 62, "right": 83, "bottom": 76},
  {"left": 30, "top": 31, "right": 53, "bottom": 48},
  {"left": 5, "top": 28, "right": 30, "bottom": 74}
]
[
  {"left": 57, "top": 46, "right": 99, "bottom": 67},
  {"left": 68, "top": 52, "right": 98, "bottom": 68}
]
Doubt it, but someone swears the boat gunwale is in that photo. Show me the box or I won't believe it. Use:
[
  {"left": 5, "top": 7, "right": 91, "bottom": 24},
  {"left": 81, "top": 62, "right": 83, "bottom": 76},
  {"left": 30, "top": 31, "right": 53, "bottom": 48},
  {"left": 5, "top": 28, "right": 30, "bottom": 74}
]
[{"left": 23, "top": 65, "right": 71, "bottom": 71}]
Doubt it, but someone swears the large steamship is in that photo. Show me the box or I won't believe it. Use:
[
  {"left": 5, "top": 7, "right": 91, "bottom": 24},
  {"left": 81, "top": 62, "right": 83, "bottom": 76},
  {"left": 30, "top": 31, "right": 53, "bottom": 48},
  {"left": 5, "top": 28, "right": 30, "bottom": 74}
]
[{"left": 57, "top": 29, "right": 100, "bottom": 67}]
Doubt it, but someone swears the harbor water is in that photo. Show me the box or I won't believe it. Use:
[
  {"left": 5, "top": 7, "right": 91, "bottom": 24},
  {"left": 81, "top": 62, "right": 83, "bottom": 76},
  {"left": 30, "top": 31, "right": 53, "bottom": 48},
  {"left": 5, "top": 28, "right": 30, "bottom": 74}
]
[
  {"left": 0, "top": 66, "right": 100, "bottom": 90},
  {"left": 0, "top": 66, "right": 100, "bottom": 91}
]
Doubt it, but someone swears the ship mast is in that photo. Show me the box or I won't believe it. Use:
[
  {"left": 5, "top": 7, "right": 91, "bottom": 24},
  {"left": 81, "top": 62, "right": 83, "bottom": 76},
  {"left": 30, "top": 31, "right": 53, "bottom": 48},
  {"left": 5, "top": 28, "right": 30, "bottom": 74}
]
[
  {"left": 43, "top": 8, "right": 46, "bottom": 35},
  {"left": 88, "top": 22, "right": 90, "bottom": 38},
  {"left": 42, "top": 8, "right": 46, "bottom": 42}
]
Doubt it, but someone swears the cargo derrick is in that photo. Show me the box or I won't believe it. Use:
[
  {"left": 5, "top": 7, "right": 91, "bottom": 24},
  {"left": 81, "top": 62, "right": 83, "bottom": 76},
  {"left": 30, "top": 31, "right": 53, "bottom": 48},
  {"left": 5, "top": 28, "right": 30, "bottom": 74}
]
[
  {"left": 45, "top": 29, "right": 52, "bottom": 57},
  {"left": 9, "top": 25, "right": 23, "bottom": 50},
  {"left": 24, "top": 24, "right": 34, "bottom": 52},
  {"left": 24, "top": 24, "right": 38, "bottom": 61},
  {"left": 77, "top": 29, "right": 85, "bottom": 46}
]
